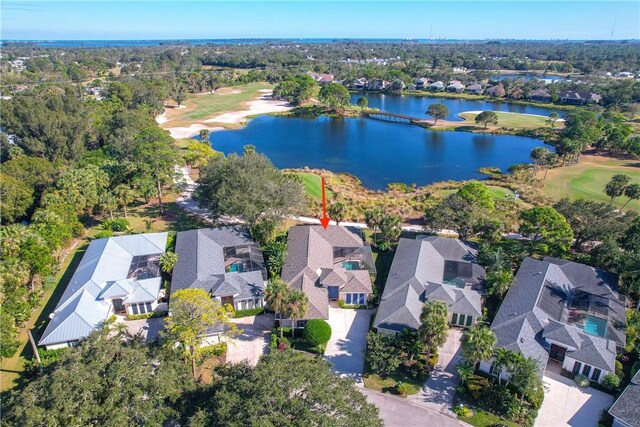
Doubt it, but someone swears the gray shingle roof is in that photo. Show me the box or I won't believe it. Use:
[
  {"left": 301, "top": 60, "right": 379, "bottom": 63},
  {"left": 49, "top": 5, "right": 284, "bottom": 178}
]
[
  {"left": 40, "top": 233, "right": 168, "bottom": 346},
  {"left": 490, "top": 257, "right": 623, "bottom": 373},
  {"left": 374, "top": 236, "right": 485, "bottom": 333},
  {"left": 171, "top": 227, "right": 266, "bottom": 301},
  {"left": 281, "top": 225, "right": 373, "bottom": 320},
  {"left": 609, "top": 370, "right": 640, "bottom": 427}
]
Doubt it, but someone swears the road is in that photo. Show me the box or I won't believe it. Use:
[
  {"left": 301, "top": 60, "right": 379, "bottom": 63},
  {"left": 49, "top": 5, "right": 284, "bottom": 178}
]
[{"left": 360, "top": 388, "right": 468, "bottom": 427}]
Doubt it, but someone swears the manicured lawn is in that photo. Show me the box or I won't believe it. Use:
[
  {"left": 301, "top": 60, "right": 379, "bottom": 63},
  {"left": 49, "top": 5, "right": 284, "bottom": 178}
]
[
  {"left": 457, "top": 407, "right": 520, "bottom": 427},
  {"left": 363, "top": 370, "right": 424, "bottom": 396},
  {"left": 543, "top": 155, "right": 640, "bottom": 212},
  {"left": 288, "top": 172, "right": 334, "bottom": 200},
  {"left": 459, "top": 111, "right": 561, "bottom": 130},
  {"left": 163, "top": 82, "right": 273, "bottom": 127}
]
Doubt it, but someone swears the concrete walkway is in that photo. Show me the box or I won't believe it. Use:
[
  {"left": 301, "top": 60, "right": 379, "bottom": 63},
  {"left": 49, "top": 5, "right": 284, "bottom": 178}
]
[
  {"left": 408, "top": 329, "right": 464, "bottom": 416},
  {"left": 324, "top": 307, "right": 371, "bottom": 382},
  {"left": 226, "top": 314, "right": 274, "bottom": 366}
]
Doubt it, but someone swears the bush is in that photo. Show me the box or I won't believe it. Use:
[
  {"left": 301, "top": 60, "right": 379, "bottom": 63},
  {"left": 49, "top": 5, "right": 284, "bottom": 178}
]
[
  {"left": 233, "top": 307, "right": 264, "bottom": 318},
  {"left": 465, "top": 374, "right": 491, "bottom": 400},
  {"left": 197, "top": 343, "right": 227, "bottom": 365},
  {"left": 103, "top": 218, "right": 130, "bottom": 232},
  {"left": 277, "top": 336, "right": 290, "bottom": 350},
  {"left": 396, "top": 381, "right": 412, "bottom": 397},
  {"left": 479, "top": 386, "right": 519, "bottom": 419},
  {"left": 126, "top": 311, "right": 166, "bottom": 320},
  {"left": 453, "top": 404, "right": 471, "bottom": 417},
  {"left": 94, "top": 229, "right": 114, "bottom": 239},
  {"left": 428, "top": 353, "right": 439, "bottom": 368},
  {"left": 270, "top": 333, "right": 277, "bottom": 350},
  {"left": 601, "top": 373, "right": 621, "bottom": 391},
  {"left": 632, "top": 361, "right": 640, "bottom": 377},
  {"left": 303, "top": 319, "right": 332, "bottom": 347},
  {"left": 338, "top": 300, "right": 366, "bottom": 309},
  {"left": 598, "top": 408, "right": 613, "bottom": 427},
  {"left": 574, "top": 374, "right": 590, "bottom": 387},
  {"left": 615, "top": 360, "right": 624, "bottom": 376},
  {"left": 24, "top": 348, "right": 68, "bottom": 376}
]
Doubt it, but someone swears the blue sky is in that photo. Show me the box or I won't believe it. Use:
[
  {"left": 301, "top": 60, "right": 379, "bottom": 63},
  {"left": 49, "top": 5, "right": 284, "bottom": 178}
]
[{"left": 2, "top": 1, "right": 639, "bottom": 40}]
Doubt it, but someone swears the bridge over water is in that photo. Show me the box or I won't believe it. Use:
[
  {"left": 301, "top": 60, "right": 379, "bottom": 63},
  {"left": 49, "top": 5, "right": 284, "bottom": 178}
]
[{"left": 362, "top": 109, "right": 432, "bottom": 127}]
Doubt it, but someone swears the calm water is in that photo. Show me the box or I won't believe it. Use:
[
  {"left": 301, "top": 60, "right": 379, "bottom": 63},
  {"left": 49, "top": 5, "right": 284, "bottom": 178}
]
[
  {"left": 351, "top": 93, "right": 563, "bottom": 121},
  {"left": 209, "top": 114, "right": 549, "bottom": 190}
]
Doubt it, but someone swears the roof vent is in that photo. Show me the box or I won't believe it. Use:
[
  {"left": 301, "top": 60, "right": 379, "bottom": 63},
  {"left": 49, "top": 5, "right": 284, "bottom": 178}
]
[
  {"left": 49, "top": 313, "right": 56, "bottom": 319},
  {"left": 520, "top": 338, "right": 524, "bottom": 343}
]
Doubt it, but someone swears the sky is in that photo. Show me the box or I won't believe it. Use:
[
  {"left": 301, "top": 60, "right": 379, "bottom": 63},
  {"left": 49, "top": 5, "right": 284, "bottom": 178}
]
[{"left": 1, "top": 1, "right": 639, "bottom": 41}]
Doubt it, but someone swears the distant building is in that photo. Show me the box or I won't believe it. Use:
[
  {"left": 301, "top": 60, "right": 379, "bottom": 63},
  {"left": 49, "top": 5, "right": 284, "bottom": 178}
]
[
  {"left": 414, "top": 77, "right": 430, "bottom": 90},
  {"left": 508, "top": 87, "right": 525, "bottom": 99},
  {"left": 560, "top": 91, "right": 601, "bottom": 105},
  {"left": 447, "top": 81, "right": 465, "bottom": 93},
  {"left": 615, "top": 71, "right": 635, "bottom": 79},
  {"left": 452, "top": 67, "right": 467, "bottom": 73},
  {"left": 349, "top": 78, "right": 368, "bottom": 90},
  {"left": 367, "top": 79, "right": 390, "bottom": 91},
  {"left": 466, "top": 83, "right": 483, "bottom": 95},
  {"left": 428, "top": 81, "right": 445, "bottom": 91},
  {"left": 310, "top": 72, "right": 334, "bottom": 84},
  {"left": 529, "top": 89, "right": 552, "bottom": 103},
  {"left": 485, "top": 84, "right": 506, "bottom": 98},
  {"left": 609, "top": 370, "right": 640, "bottom": 427}
]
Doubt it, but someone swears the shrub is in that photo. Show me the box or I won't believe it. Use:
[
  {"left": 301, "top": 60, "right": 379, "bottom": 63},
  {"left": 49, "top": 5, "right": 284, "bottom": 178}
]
[
  {"left": 103, "top": 218, "right": 130, "bottom": 232},
  {"left": 396, "top": 381, "right": 412, "bottom": 397},
  {"left": 233, "top": 307, "right": 264, "bottom": 318},
  {"left": 598, "top": 408, "right": 614, "bottom": 427},
  {"left": 277, "top": 336, "right": 290, "bottom": 350},
  {"left": 615, "top": 360, "right": 624, "bottom": 376},
  {"left": 24, "top": 348, "right": 68, "bottom": 376},
  {"left": 601, "top": 373, "right": 621, "bottom": 391},
  {"left": 200, "top": 343, "right": 227, "bottom": 359},
  {"left": 465, "top": 374, "right": 490, "bottom": 400},
  {"left": 574, "top": 374, "right": 590, "bottom": 387},
  {"left": 270, "top": 333, "right": 277, "bottom": 350},
  {"left": 632, "top": 361, "right": 640, "bottom": 377},
  {"left": 303, "top": 319, "right": 332, "bottom": 347},
  {"left": 126, "top": 311, "right": 166, "bottom": 320},
  {"left": 453, "top": 404, "right": 471, "bottom": 417},
  {"left": 428, "top": 353, "right": 439, "bottom": 368},
  {"left": 479, "top": 386, "right": 519, "bottom": 419},
  {"left": 94, "top": 229, "right": 114, "bottom": 239}
]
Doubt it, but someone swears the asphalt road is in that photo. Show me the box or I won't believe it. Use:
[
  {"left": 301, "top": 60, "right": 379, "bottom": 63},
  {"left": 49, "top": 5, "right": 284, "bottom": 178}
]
[{"left": 360, "top": 388, "right": 468, "bottom": 427}]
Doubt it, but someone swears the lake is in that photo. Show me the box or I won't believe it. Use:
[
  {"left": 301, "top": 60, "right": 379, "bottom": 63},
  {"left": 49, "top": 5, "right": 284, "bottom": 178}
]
[
  {"left": 351, "top": 93, "right": 563, "bottom": 121},
  {"left": 208, "top": 114, "right": 549, "bottom": 190}
]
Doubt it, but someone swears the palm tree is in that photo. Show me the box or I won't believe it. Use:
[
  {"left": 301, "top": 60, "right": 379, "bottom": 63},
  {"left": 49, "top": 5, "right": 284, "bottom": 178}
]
[
  {"left": 265, "top": 278, "right": 291, "bottom": 338},
  {"left": 457, "top": 362, "right": 474, "bottom": 386},
  {"left": 114, "top": 184, "right": 136, "bottom": 219},
  {"left": 364, "top": 208, "right": 384, "bottom": 236},
  {"left": 159, "top": 251, "right": 178, "bottom": 274},
  {"left": 419, "top": 301, "right": 449, "bottom": 366},
  {"left": 492, "top": 347, "right": 511, "bottom": 385},
  {"left": 621, "top": 183, "right": 640, "bottom": 211},
  {"left": 530, "top": 147, "right": 549, "bottom": 176},
  {"left": 546, "top": 112, "right": 559, "bottom": 128},
  {"left": 487, "top": 268, "right": 514, "bottom": 299},
  {"left": 284, "top": 289, "right": 308, "bottom": 339},
  {"left": 461, "top": 324, "right": 497, "bottom": 368}
]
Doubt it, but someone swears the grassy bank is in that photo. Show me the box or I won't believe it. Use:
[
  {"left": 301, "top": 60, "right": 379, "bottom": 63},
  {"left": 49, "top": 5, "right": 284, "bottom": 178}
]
[
  {"left": 287, "top": 172, "right": 334, "bottom": 200},
  {"left": 542, "top": 155, "right": 640, "bottom": 212},
  {"left": 458, "top": 111, "right": 563, "bottom": 130}
]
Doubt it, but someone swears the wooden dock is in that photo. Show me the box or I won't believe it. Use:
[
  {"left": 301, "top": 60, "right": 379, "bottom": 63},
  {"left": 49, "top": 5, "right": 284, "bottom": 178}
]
[{"left": 362, "top": 110, "right": 431, "bottom": 127}]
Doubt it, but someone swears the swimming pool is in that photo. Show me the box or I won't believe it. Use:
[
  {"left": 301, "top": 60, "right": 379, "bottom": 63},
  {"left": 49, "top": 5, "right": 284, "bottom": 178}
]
[
  {"left": 443, "top": 278, "right": 467, "bottom": 289},
  {"left": 582, "top": 315, "right": 607, "bottom": 338},
  {"left": 227, "top": 263, "right": 245, "bottom": 273},
  {"left": 342, "top": 261, "right": 361, "bottom": 270}
]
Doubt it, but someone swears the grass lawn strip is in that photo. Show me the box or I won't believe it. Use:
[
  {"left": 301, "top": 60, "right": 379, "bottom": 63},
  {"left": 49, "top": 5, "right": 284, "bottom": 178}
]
[{"left": 458, "top": 111, "right": 563, "bottom": 130}]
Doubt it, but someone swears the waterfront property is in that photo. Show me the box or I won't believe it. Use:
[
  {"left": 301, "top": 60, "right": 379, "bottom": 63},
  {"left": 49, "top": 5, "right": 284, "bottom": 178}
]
[
  {"left": 428, "top": 81, "right": 445, "bottom": 91},
  {"left": 373, "top": 236, "right": 485, "bottom": 335},
  {"left": 530, "top": 88, "right": 552, "bottom": 103},
  {"left": 447, "top": 80, "right": 465, "bottom": 93},
  {"left": 39, "top": 233, "right": 169, "bottom": 350},
  {"left": 480, "top": 257, "right": 626, "bottom": 384},
  {"left": 171, "top": 227, "right": 268, "bottom": 313},
  {"left": 414, "top": 77, "right": 430, "bottom": 90},
  {"left": 280, "top": 225, "right": 375, "bottom": 327},
  {"left": 465, "top": 83, "right": 483, "bottom": 94},
  {"left": 609, "top": 370, "right": 640, "bottom": 427},
  {"left": 560, "top": 91, "right": 602, "bottom": 105}
]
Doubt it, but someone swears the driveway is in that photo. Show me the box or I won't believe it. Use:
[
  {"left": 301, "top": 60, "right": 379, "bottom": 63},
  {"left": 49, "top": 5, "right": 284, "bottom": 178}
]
[
  {"left": 535, "top": 370, "right": 614, "bottom": 427},
  {"left": 226, "top": 313, "right": 274, "bottom": 366},
  {"left": 123, "top": 317, "right": 165, "bottom": 343},
  {"left": 324, "top": 307, "right": 371, "bottom": 381},
  {"left": 408, "top": 328, "right": 464, "bottom": 415},
  {"left": 361, "top": 388, "right": 468, "bottom": 427}
]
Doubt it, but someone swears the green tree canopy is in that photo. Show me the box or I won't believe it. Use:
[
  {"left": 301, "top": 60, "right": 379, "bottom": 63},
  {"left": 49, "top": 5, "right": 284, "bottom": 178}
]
[
  {"left": 604, "top": 174, "right": 632, "bottom": 203},
  {"left": 475, "top": 111, "right": 499, "bottom": 129},
  {"left": 318, "top": 83, "right": 351, "bottom": 111},
  {"left": 426, "top": 103, "right": 449, "bottom": 124},
  {"left": 419, "top": 301, "right": 449, "bottom": 363},
  {"left": 0, "top": 173, "right": 34, "bottom": 224},
  {"left": 519, "top": 206, "right": 573, "bottom": 256},
  {"left": 461, "top": 324, "right": 496, "bottom": 367}
]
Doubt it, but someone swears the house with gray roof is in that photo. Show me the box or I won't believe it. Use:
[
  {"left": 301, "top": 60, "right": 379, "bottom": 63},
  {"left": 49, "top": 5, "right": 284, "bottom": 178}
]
[
  {"left": 447, "top": 81, "right": 465, "bottom": 93},
  {"left": 609, "top": 369, "right": 640, "bottom": 427},
  {"left": 428, "top": 81, "right": 445, "bottom": 91},
  {"left": 280, "top": 225, "right": 375, "bottom": 327},
  {"left": 480, "top": 257, "right": 626, "bottom": 384},
  {"left": 171, "top": 227, "right": 267, "bottom": 312},
  {"left": 466, "top": 83, "right": 483, "bottom": 94},
  {"left": 373, "top": 236, "right": 486, "bottom": 335},
  {"left": 39, "top": 233, "right": 168, "bottom": 350}
]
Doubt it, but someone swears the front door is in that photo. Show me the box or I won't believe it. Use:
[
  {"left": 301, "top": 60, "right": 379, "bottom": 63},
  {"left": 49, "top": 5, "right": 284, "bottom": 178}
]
[
  {"left": 328, "top": 286, "right": 339, "bottom": 301},
  {"left": 549, "top": 344, "right": 567, "bottom": 362},
  {"left": 221, "top": 296, "right": 234, "bottom": 307}
]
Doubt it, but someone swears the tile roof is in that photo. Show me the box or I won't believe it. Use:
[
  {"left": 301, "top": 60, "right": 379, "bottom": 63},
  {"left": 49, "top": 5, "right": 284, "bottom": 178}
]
[
  {"left": 40, "top": 233, "right": 168, "bottom": 346},
  {"left": 609, "top": 370, "right": 640, "bottom": 427},
  {"left": 490, "top": 257, "right": 623, "bottom": 373},
  {"left": 171, "top": 227, "right": 267, "bottom": 302},
  {"left": 374, "top": 236, "right": 485, "bottom": 333}
]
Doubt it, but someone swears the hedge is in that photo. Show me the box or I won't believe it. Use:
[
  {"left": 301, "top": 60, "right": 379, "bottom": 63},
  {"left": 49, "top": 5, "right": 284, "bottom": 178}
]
[
  {"left": 233, "top": 307, "right": 264, "bottom": 318},
  {"left": 465, "top": 374, "right": 491, "bottom": 400},
  {"left": 303, "top": 319, "right": 332, "bottom": 347},
  {"left": 126, "top": 311, "right": 167, "bottom": 320}
]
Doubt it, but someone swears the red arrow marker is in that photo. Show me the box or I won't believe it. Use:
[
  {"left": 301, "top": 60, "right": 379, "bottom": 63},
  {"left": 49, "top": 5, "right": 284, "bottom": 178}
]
[{"left": 320, "top": 176, "right": 330, "bottom": 229}]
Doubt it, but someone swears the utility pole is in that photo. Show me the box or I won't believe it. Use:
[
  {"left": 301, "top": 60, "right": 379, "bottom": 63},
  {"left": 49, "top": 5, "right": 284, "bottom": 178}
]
[{"left": 27, "top": 329, "right": 43, "bottom": 374}]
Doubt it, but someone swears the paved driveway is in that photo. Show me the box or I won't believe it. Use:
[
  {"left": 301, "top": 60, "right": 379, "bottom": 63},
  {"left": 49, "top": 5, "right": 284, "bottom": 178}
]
[
  {"left": 324, "top": 307, "right": 371, "bottom": 381},
  {"left": 124, "top": 317, "right": 165, "bottom": 343},
  {"left": 535, "top": 371, "right": 614, "bottom": 427},
  {"left": 408, "top": 328, "right": 464, "bottom": 415},
  {"left": 361, "top": 388, "right": 468, "bottom": 427},
  {"left": 226, "top": 313, "right": 274, "bottom": 366}
]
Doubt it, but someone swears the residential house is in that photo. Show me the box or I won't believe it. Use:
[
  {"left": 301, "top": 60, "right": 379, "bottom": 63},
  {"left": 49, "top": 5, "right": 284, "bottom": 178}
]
[
  {"left": 367, "top": 79, "right": 390, "bottom": 91},
  {"left": 447, "top": 81, "right": 465, "bottom": 93},
  {"left": 530, "top": 89, "right": 552, "bottom": 103},
  {"left": 350, "top": 78, "right": 368, "bottom": 90},
  {"left": 39, "top": 233, "right": 169, "bottom": 350},
  {"left": 373, "top": 236, "right": 486, "bottom": 335},
  {"left": 466, "top": 83, "right": 483, "bottom": 95},
  {"left": 479, "top": 257, "right": 626, "bottom": 384},
  {"left": 280, "top": 225, "right": 376, "bottom": 328},
  {"left": 414, "top": 77, "right": 430, "bottom": 90},
  {"left": 609, "top": 369, "right": 640, "bottom": 427},
  {"left": 485, "top": 84, "right": 506, "bottom": 98},
  {"left": 508, "top": 87, "right": 525, "bottom": 99},
  {"left": 428, "top": 81, "right": 445, "bottom": 91},
  {"left": 560, "top": 91, "right": 602, "bottom": 105},
  {"left": 615, "top": 71, "right": 635, "bottom": 79},
  {"left": 453, "top": 67, "right": 467, "bottom": 73},
  {"left": 310, "top": 72, "right": 334, "bottom": 84}
]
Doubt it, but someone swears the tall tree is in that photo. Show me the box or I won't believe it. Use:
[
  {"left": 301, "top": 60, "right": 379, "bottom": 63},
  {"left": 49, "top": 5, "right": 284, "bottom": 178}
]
[
  {"left": 530, "top": 147, "right": 550, "bottom": 176},
  {"left": 318, "top": 83, "right": 351, "bottom": 112},
  {"left": 426, "top": 103, "right": 449, "bottom": 125},
  {"left": 328, "top": 202, "right": 346, "bottom": 225},
  {"left": 419, "top": 301, "right": 449, "bottom": 365},
  {"left": 364, "top": 208, "right": 384, "bottom": 235},
  {"left": 487, "top": 268, "right": 514, "bottom": 299},
  {"left": 283, "top": 289, "right": 308, "bottom": 339},
  {"left": 475, "top": 111, "right": 499, "bottom": 129},
  {"left": 519, "top": 206, "right": 573, "bottom": 256},
  {"left": 165, "top": 288, "right": 238, "bottom": 378},
  {"left": 378, "top": 212, "right": 402, "bottom": 250},
  {"left": 622, "top": 183, "right": 640, "bottom": 210},
  {"left": 546, "top": 112, "right": 560, "bottom": 128},
  {"left": 265, "top": 278, "right": 291, "bottom": 338},
  {"left": 604, "top": 174, "right": 632, "bottom": 204},
  {"left": 461, "top": 324, "right": 496, "bottom": 368}
]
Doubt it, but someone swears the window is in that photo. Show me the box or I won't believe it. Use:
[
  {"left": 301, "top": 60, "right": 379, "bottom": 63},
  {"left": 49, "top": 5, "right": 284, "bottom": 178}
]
[
  {"left": 582, "top": 365, "right": 591, "bottom": 377},
  {"left": 296, "top": 320, "right": 307, "bottom": 328},
  {"left": 592, "top": 368, "right": 602, "bottom": 382},
  {"left": 458, "top": 314, "right": 466, "bottom": 326},
  {"left": 466, "top": 315, "right": 473, "bottom": 327},
  {"left": 489, "top": 363, "right": 500, "bottom": 376},
  {"left": 359, "top": 294, "right": 366, "bottom": 305},
  {"left": 139, "top": 303, "right": 147, "bottom": 314},
  {"left": 573, "top": 361, "right": 582, "bottom": 374},
  {"left": 146, "top": 302, "right": 152, "bottom": 312},
  {"left": 452, "top": 313, "right": 458, "bottom": 325},
  {"left": 131, "top": 304, "right": 139, "bottom": 315},
  {"left": 255, "top": 298, "right": 262, "bottom": 307},
  {"left": 346, "top": 294, "right": 352, "bottom": 304}
]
